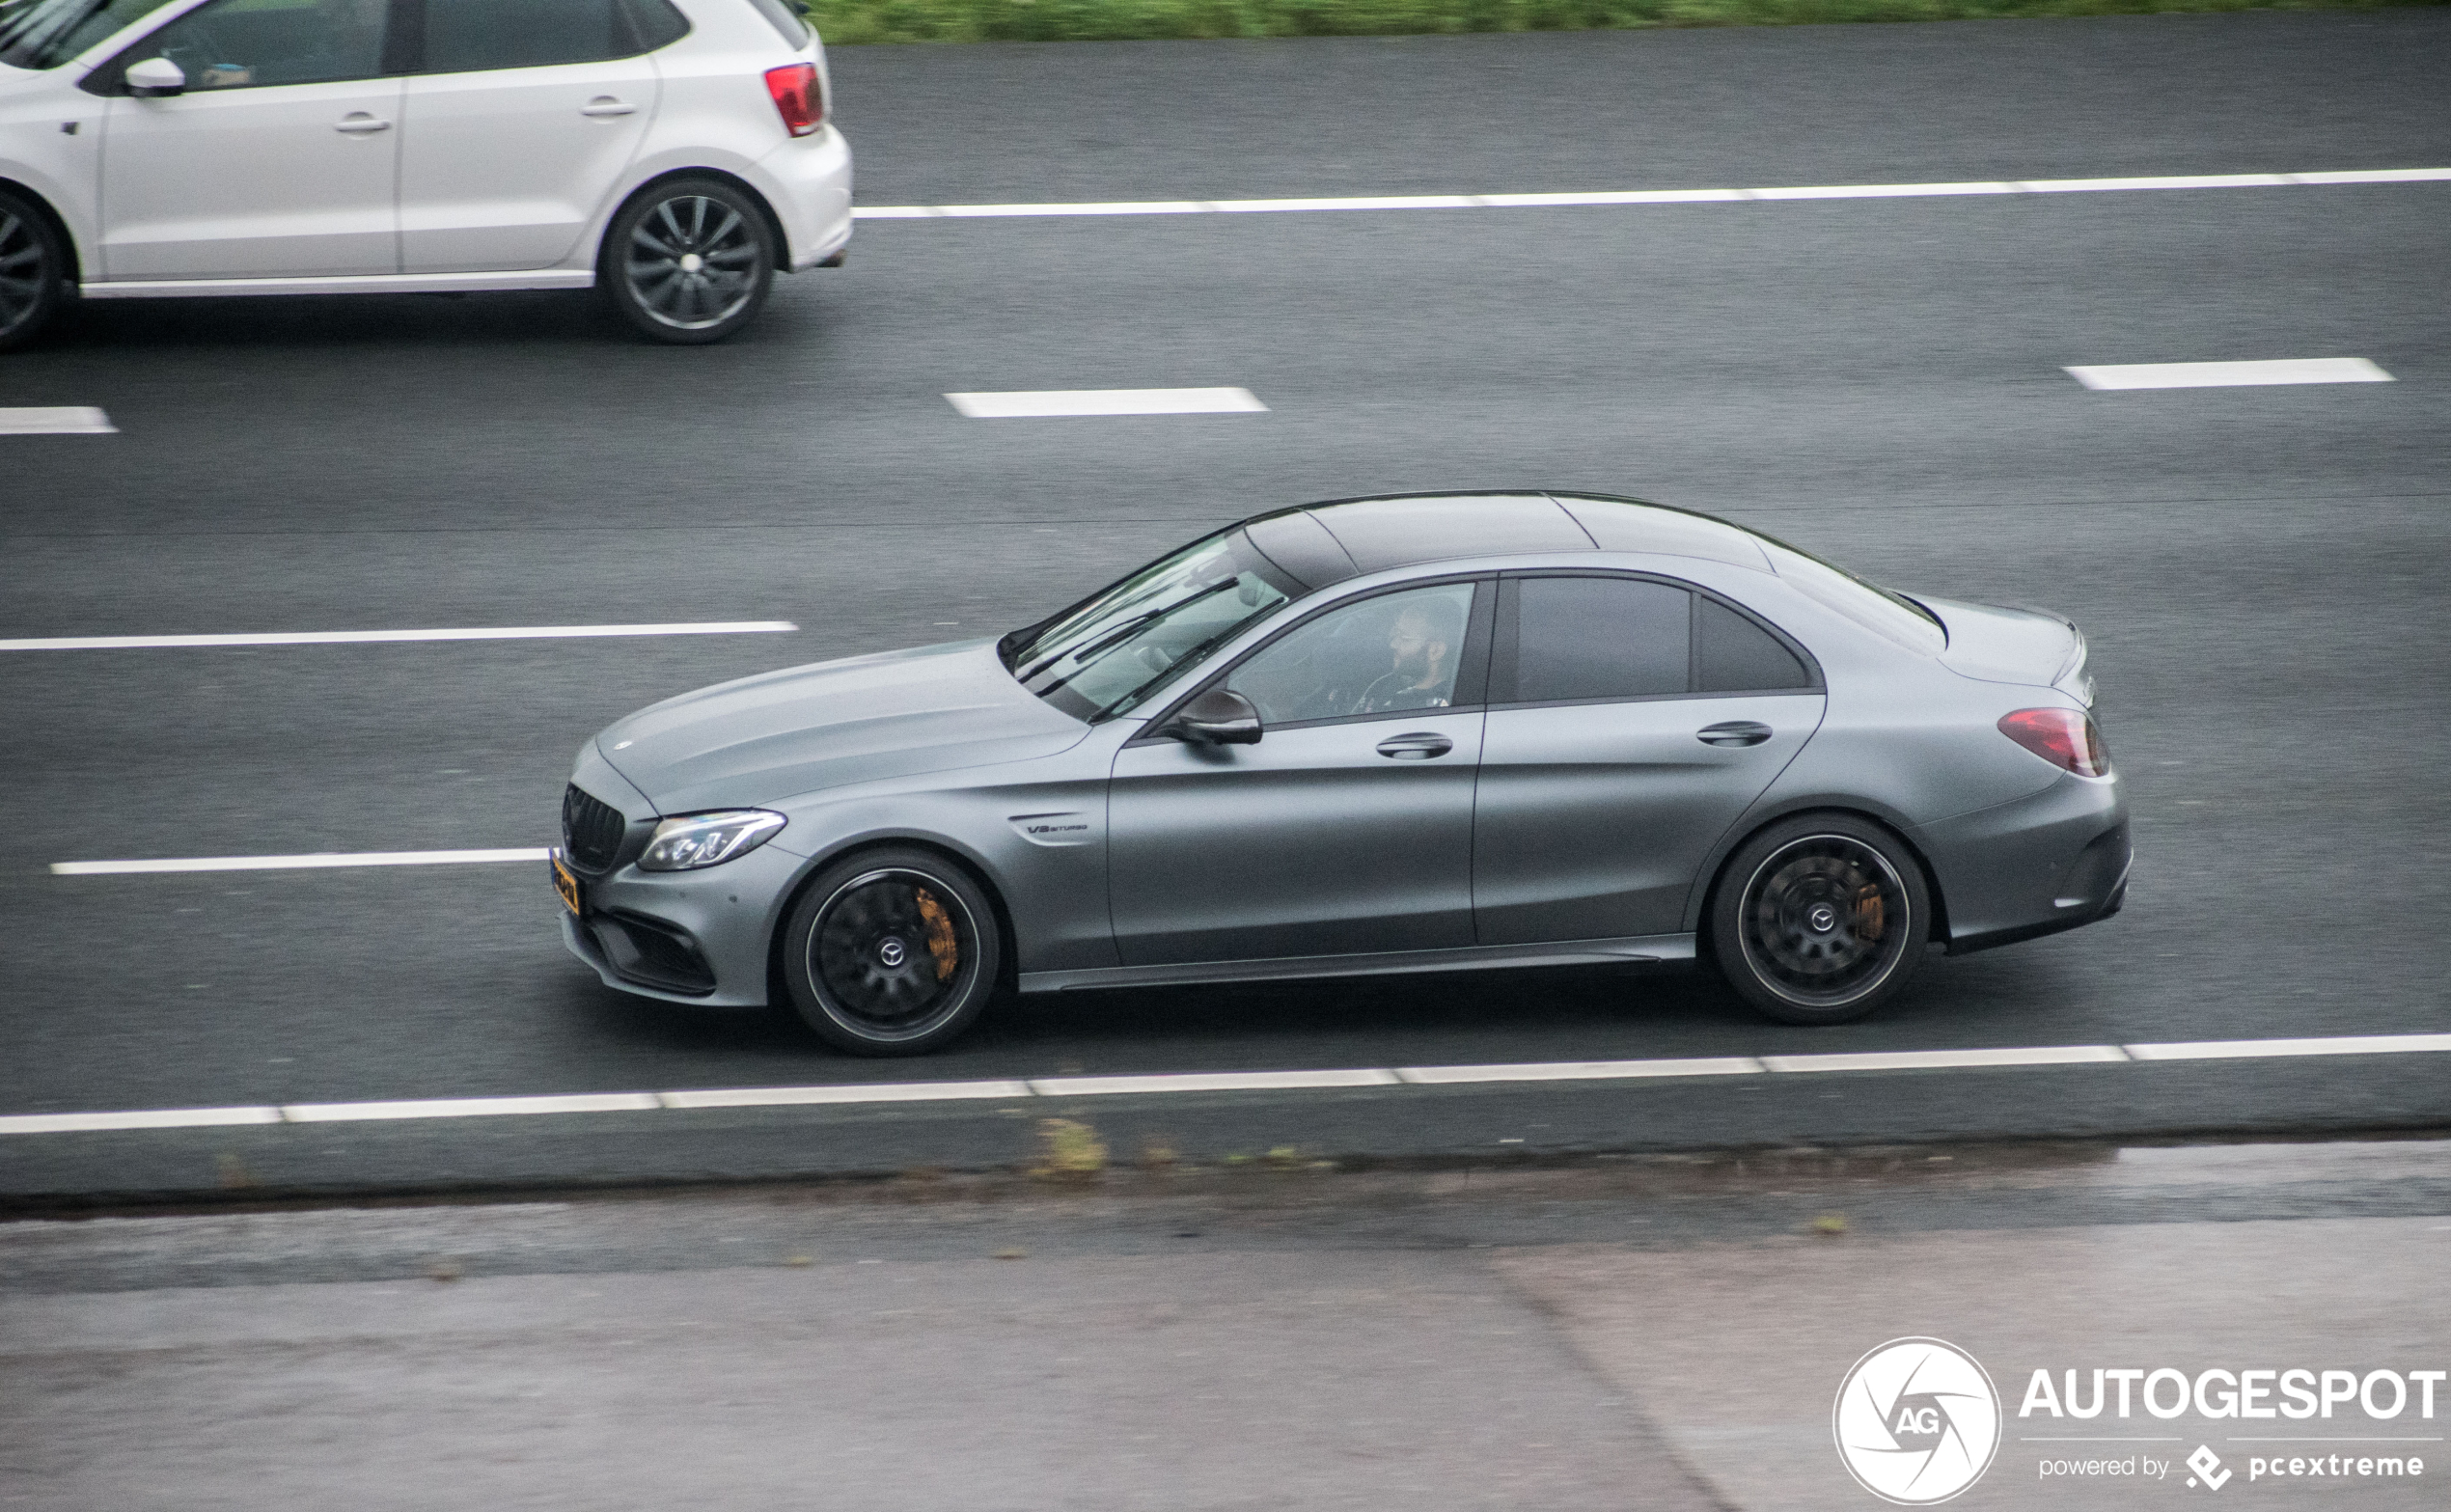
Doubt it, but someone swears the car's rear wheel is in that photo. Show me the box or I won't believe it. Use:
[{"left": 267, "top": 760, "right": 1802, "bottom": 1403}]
[
  {"left": 1709, "top": 813, "right": 1930, "bottom": 1026},
  {"left": 781, "top": 848, "right": 1002, "bottom": 1056},
  {"left": 600, "top": 178, "right": 774, "bottom": 345},
  {"left": 0, "top": 190, "right": 67, "bottom": 353}
]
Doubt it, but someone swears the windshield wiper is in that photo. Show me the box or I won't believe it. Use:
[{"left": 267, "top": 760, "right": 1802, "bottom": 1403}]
[{"left": 1015, "top": 579, "right": 1238, "bottom": 683}]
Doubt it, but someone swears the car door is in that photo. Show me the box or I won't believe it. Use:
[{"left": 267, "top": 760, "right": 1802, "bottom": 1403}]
[
  {"left": 395, "top": 0, "right": 661, "bottom": 273},
  {"left": 1108, "top": 579, "right": 1490, "bottom": 967},
  {"left": 1473, "top": 573, "right": 1826, "bottom": 945},
  {"left": 96, "top": 0, "right": 402, "bottom": 280}
]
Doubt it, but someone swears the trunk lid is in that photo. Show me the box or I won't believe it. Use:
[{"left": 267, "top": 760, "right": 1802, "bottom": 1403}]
[{"left": 1914, "top": 595, "right": 2095, "bottom": 706}]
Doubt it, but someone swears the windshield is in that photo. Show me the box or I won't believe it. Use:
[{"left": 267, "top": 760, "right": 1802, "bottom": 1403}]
[
  {"left": 1003, "top": 530, "right": 1297, "bottom": 723},
  {"left": 1754, "top": 536, "right": 1947, "bottom": 655},
  {"left": 0, "top": 0, "right": 179, "bottom": 68}
]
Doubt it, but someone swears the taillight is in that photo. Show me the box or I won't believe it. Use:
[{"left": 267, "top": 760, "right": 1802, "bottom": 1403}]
[
  {"left": 1998, "top": 707, "right": 2110, "bottom": 777},
  {"left": 764, "top": 63, "right": 822, "bottom": 137}
]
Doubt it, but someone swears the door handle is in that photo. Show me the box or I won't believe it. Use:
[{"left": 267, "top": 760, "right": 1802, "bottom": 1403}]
[
  {"left": 1697, "top": 720, "right": 1772, "bottom": 748},
  {"left": 580, "top": 97, "right": 638, "bottom": 117},
  {"left": 333, "top": 113, "right": 392, "bottom": 133},
  {"left": 1375, "top": 732, "right": 1453, "bottom": 760}
]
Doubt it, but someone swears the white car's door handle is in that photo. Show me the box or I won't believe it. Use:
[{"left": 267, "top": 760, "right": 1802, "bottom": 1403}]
[
  {"left": 333, "top": 113, "right": 392, "bottom": 133},
  {"left": 580, "top": 97, "right": 638, "bottom": 117}
]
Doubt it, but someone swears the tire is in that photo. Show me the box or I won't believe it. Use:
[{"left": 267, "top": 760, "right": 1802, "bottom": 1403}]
[
  {"left": 0, "top": 190, "right": 67, "bottom": 353},
  {"left": 599, "top": 177, "right": 775, "bottom": 344},
  {"left": 780, "top": 847, "right": 1003, "bottom": 1056},
  {"left": 1708, "top": 812, "right": 1931, "bottom": 1026}
]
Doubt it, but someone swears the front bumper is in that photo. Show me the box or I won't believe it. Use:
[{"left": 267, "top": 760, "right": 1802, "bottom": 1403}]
[
  {"left": 556, "top": 839, "right": 809, "bottom": 1006},
  {"left": 1915, "top": 771, "right": 2131, "bottom": 955}
]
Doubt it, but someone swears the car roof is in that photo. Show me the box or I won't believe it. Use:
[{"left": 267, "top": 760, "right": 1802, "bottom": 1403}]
[{"left": 1237, "top": 491, "right": 1774, "bottom": 590}]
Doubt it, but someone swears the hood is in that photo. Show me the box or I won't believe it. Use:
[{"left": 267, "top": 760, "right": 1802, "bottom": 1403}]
[
  {"left": 1915, "top": 596, "right": 2093, "bottom": 705},
  {"left": 595, "top": 639, "right": 1088, "bottom": 814}
]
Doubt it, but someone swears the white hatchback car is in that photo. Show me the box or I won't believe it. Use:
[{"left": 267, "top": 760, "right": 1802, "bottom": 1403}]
[{"left": 0, "top": 0, "right": 851, "bottom": 345}]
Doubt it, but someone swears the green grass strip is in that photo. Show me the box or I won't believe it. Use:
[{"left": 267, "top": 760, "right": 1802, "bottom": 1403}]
[{"left": 810, "top": 0, "right": 2440, "bottom": 44}]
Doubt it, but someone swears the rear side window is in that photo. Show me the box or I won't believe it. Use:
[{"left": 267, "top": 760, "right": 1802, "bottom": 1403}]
[
  {"left": 1697, "top": 597, "right": 1813, "bottom": 692},
  {"left": 1508, "top": 576, "right": 1690, "bottom": 703},
  {"left": 421, "top": 0, "right": 635, "bottom": 71}
]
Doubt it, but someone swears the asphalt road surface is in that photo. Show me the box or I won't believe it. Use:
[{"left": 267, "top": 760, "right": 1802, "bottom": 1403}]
[
  {"left": 3, "top": 11, "right": 2448, "bottom": 1198},
  {"left": 6, "top": 1140, "right": 2448, "bottom": 1509}
]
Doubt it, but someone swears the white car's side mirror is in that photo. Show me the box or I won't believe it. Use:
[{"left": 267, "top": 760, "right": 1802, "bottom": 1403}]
[{"left": 124, "top": 57, "right": 186, "bottom": 97}]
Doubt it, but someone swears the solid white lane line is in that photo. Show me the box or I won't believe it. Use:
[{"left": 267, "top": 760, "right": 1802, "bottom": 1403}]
[
  {"left": 0, "top": 621, "right": 797, "bottom": 652},
  {"left": 1028, "top": 1068, "right": 1400, "bottom": 1095},
  {"left": 2124, "top": 1033, "right": 2451, "bottom": 1061},
  {"left": 283, "top": 1092, "right": 664, "bottom": 1122},
  {"left": 1762, "top": 1045, "right": 2132, "bottom": 1073},
  {"left": 2065, "top": 358, "right": 2393, "bottom": 390},
  {"left": 658, "top": 1080, "right": 1035, "bottom": 1109},
  {"left": 0, "top": 406, "right": 116, "bottom": 435},
  {"left": 945, "top": 387, "right": 1268, "bottom": 419},
  {"left": 13, "top": 1031, "right": 2451, "bottom": 1137},
  {"left": 1395, "top": 1057, "right": 1763, "bottom": 1084},
  {"left": 0, "top": 1106, "right": 281, "bottom": 1135},
  {"left": 51, "top": 848, "right": 550, "bottom": 876},
  {"left": 853, "top": 166, "right": 2451, "bottom": 220}
]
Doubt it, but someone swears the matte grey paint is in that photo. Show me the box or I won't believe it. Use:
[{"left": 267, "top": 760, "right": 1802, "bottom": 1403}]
[{"left": 558, "top": 495, "right": 2127, "bottom": 1013}]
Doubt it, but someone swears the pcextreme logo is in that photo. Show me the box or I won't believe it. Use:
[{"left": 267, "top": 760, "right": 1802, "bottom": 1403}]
[{"left": 1834, "top": 1337, "right": 2004, "bottom": 1504}]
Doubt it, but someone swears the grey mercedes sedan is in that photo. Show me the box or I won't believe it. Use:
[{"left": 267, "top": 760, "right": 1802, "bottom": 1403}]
[{"left": 552, "top": 493, "right": 2128, "bottom": 1055}]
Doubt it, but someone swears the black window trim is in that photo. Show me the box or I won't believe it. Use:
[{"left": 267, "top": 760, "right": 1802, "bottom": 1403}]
[
  {"left": 1488, "top": 567, "right": 1824, "bottom": 712},
  {"left": 1124, "top": 573, "right": 1498, "bottom": 746}
]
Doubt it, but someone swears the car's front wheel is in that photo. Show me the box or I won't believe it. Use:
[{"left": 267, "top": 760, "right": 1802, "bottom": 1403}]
[
  {"left": 0, "top": 190, "right": 68, "bottom": 353},
  {"left": 781, "top": 848, "right": 1003, "bottom": 1056},
  {"left": 600, "top": 178, "right": 775, "bottom": 344},
  {"left": 1709, "top": 813, "right": 1930, "bottom": 1026}
]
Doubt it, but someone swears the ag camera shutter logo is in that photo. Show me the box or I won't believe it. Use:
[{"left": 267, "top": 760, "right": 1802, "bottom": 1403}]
[{"left": 1834, "top": 1337, "right": 2003, "bottom": 1504}]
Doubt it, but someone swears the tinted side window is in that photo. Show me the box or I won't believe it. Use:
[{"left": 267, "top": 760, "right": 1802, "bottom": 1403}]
[
  {"left": 1697, "top": 597, "right": 1813, "bottom": 692},
  {"left": 1227, "top": 583, "right": 1476, "bottom": 726},
  {"left": 1511, "top": 577, "right": 1690, "bottom": 702},
  {"left": 142, "top": 0, "right": 388, "bottom": 89},
  {"left": 423, "top": 0, "right": 627, "bottom": 71},
  {"left": 626, "top": 0, "right": 687, "bottom": 50}
]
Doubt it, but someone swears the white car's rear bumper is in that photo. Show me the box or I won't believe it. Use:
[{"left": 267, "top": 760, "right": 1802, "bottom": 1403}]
[{"left": 749, "top": 123, "right": 853, "bottom": 270}]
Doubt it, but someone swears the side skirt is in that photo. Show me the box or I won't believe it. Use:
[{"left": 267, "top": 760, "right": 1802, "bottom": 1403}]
[
  {"left": 81, "top": 269, "right": 595, "bottom": 300},
  {"left": 1019, "top": 932, "right": 1695, "bottom": 995}
]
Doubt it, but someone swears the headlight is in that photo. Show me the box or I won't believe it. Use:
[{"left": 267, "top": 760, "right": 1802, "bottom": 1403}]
[{"left": 638, "top": 811, "right": 786, "bottom": 871}]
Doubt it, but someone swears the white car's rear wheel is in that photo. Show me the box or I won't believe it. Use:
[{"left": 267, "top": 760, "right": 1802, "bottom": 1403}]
[{"left": 602, "top": 178, "right": 774, "bottom": 344}]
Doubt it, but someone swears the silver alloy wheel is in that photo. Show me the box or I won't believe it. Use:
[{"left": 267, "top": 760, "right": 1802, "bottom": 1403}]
[
  {"left": 1736, "top": 833, "right": 1914, "bottom": 1008},
  {"left": 0, "top": 206, "right": 49, "bottom": 339},
  {"left": 623, "top": 194, "right": 761, "bottom": 331}
]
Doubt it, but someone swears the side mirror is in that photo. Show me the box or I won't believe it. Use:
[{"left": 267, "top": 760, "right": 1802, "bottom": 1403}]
[
  {"left": 1166, "top": 687, "right": 1262, "bottom": 746},
  {"left": 125, "top": 57, "right": 186, "bottom": 97}
]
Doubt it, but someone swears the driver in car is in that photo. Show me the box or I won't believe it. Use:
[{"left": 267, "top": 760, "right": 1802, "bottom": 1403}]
[{"left": 1352, "top": 599, "right": 1463, "bottom": 714}]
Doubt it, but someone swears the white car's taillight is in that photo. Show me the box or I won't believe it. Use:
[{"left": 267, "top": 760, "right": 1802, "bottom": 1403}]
[{"left": 764, "top": 63, "right": 822, "bottom": 137}]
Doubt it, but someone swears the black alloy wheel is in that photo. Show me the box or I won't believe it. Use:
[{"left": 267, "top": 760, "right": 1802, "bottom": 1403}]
[
  {"left": 1709, "top": 813, "right": 1931, "bottom": 1025},
  {"left": 0, "top": 190, "right": 66, "bottom": 353},
  {"left": 782, "top": 847, "right": 1003, "bottom": 1055},
  {"left": 600, "top": 178, "right": 775, "bottom": 344}
]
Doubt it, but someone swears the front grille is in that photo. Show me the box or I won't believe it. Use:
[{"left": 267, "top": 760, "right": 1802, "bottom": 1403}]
[{"left": 562, "top": 783, "right": 626, "bottom": 871}]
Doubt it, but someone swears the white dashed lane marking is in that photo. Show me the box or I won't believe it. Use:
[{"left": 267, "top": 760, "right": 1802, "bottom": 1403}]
[
  {"left": 0, "top": 620, "right": 797, "bottom": 652},
  {"left": 945, "top": 387, "right": 1267, "bottom": 418},
  {"left": 855, "top": 166, "right": 2451, "bottom": 221},
  {"left": 0, "top": 406, "right": 115, "bottom": 434},
  {"left": 4, "top": 1033, "right": 2447, "bottom": 1135},
  {"left": 2065, "top": 358, "right": 2395, "bottom": 390},
  {"left": 51, "top": 848, "right": 551, "bottom": 876}
]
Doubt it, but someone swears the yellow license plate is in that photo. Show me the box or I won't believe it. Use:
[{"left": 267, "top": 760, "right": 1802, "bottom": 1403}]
[{"left": 550, "top": 853, "right": 583, "bottom": 916}]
